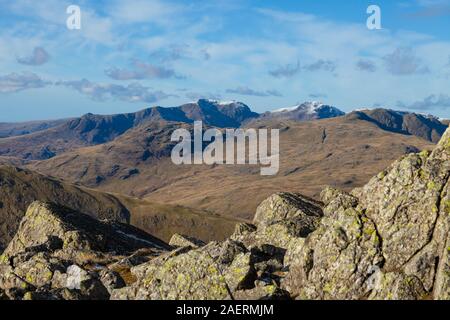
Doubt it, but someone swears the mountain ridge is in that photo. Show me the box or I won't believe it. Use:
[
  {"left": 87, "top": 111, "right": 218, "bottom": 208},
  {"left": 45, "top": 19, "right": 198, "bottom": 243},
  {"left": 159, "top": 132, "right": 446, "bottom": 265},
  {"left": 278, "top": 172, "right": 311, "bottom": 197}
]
[
  {"left": 346, "top": 108, "right": 447, "bottom": 143},
  {"left": 0, "top": 101, "right": 446, "bottom": 162}
]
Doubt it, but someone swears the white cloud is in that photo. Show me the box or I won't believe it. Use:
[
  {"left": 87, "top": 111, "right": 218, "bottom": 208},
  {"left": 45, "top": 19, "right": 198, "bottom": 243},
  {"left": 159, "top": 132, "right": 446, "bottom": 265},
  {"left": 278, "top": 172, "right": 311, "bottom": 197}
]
[
  {"left": 0, "top": 72, "right": 51, "bottom": 93},
  {"left": 105, "top": 59, "right": 183, "bottom": 80},
  {"left": 57, "top": 79, "right": 173, "bottom": 103},
  {"left": 226, "top": 86, "right": 282, "bottom": 97},
  {"left": 17, "top": 47, "right": 50, "bottom": 65},
  {"left": 397, "top": 94, "right": 450, "bottom": 110},
  {"left": 383, "top": 47, "right": 429, "bottom": 75}
]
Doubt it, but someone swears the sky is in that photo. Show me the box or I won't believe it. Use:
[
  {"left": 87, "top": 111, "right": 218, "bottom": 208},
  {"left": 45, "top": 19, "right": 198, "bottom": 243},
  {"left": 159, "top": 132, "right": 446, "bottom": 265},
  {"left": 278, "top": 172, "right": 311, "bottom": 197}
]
[{"left": 1, "top": 0, "right": 450, "bottom": 122}]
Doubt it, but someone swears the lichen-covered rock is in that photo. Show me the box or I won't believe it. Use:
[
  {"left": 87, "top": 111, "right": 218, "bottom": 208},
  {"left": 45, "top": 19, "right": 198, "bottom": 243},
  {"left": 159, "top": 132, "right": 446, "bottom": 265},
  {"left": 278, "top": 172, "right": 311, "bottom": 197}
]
[
  {"left": 169, "top": 233, "right": 205, "bottom": 248},
  {"left": 357, "top": 153, "right": 442, "bottom": 271},
  {"left": 283, "top": 128, "right": 450, "bottom": 300},
  {"left": 99, "top": 269, "right": 126, "bottom": 294},
  {"left": 433, "top": 225, "right": 450, "bottom": 300},
  {"left": 12, "top": 252, "right": 65, "bottom": 288},
  {"left": 232, "top": 223, "right": 257, "bottom": 238},
  {"left": 283, "top": 202, "right": 383, "bottom": 299},
  {"left": 0, "top": 259, "right": 36, "bottom": 292},
  {"left": 111, "top": 243, "right": 233, "bottom": 300},
  {"left": 368, "top": 272, "right": 427, "bottom": 300},
  {"left": 231, "top": 213, "right": 317, "bottom": 267},
  {"left": 253, "top": 193, "right": 323, "bottom": 227},
  {"left": 232, "top": 283, "right": 290, "bottom": 300},
  {"left": 0, "top": 201, "right": 170, "bottom": 300},
  {"left": 111, "top": 239, "right": 289, "bottom": 300},
  {"left": 2, "top": 201, "right": 170, "bottom": 259}
]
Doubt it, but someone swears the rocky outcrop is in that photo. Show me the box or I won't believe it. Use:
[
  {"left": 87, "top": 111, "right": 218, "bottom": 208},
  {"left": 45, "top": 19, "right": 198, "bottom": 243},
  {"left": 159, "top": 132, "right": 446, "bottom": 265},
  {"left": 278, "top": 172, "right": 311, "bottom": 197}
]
[
  {"left": 0, "top": 202, "right": 169, "bottom": 300},
  {"left": 169, "top": 234, "right": 206, "bottom": 248},
  {"left": 110, "top": 240, "right": 290, "bottom": 300},
  {"left": 0, "top": 166, "right": 131, "bottom": 250},
  {"left": 109, "top": 194, "right": 323, "bottom": 300},
  {"left": 283, "top": 129, "right": 450, "bottom": 300}
]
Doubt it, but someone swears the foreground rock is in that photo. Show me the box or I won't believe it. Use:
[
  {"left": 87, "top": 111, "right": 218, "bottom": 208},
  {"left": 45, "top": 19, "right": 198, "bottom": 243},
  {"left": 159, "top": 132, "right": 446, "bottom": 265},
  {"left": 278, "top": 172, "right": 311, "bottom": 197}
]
[
  {"left": 283, "top": 129, "right": 450, "bottom": 300},
  {"left": 0, "top": 201, "right": 169, "bottom": 300},
  {"left": 110, "top": 193, "right": 324, "bottom": 300}
]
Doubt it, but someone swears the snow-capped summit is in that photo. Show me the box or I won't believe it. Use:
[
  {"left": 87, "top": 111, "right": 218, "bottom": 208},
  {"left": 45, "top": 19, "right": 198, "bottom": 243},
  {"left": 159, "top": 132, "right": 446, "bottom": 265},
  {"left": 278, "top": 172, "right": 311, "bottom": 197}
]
[
  {"left": 273, "top": 101, "right": 325, "bottom": 113},
  {"left": 267, "top": 101, "right": 345, "bottom": 121},
  {"left": 198, "top": 99, "right": 249, "bottom": 109}
]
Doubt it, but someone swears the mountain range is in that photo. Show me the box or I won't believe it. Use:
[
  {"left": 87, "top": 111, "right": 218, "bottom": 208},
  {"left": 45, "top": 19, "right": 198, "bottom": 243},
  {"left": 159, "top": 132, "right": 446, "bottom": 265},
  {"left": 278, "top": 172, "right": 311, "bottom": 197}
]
[
  {"left": 0, "top": 100, "right": 444, "bottom": 163},
  {"left": 0, "top": 99, "right": 444, "bottom": 221},
  {"left": 257, "top": 101, "right": 345, "bottom": 121}
]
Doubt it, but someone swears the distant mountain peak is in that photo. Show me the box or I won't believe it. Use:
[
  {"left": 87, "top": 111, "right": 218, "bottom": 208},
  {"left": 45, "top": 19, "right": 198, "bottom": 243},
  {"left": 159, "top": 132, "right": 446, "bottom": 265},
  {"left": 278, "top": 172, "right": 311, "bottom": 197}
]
[
  {"left": 197, "top": 99, "right": 249, "bottom": 108},
  {"left": 273, "top": 101, "right": 325, "bottom": 113},
  {"left": 347, "top": 107, "right": 447, "bottom": 143},
  {"left": 263, "top": 101, "right": 345, "bottom": 121}
]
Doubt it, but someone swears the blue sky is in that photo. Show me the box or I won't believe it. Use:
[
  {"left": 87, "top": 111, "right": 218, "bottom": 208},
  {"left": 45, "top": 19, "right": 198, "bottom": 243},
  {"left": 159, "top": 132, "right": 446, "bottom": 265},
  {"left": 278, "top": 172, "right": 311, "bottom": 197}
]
[{"left": 1, "top": 0, "right": 450, "bottom": 121}]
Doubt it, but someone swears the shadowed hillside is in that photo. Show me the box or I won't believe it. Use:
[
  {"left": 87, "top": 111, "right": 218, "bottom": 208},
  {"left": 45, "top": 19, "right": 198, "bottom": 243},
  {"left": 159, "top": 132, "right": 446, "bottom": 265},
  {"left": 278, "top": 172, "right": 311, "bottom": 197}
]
[
  {"left": 346, "top": 109, "right": 447, "bottom": 142},
  {"left": 0, "top": 166, "right": 240, "bottom": 251},
  {"left": 0, "top": 118, "right": 72, "bottom": 138}
]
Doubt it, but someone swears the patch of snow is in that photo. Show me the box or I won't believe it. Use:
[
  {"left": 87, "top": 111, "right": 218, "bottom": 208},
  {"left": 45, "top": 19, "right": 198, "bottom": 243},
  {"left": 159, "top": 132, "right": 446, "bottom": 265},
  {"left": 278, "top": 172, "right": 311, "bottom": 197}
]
[
  {"left": 272, "top": 105, "right": 300, "bottom": 113},
  {"left": 115, "top": 229, "right": 165, "bottom": 250},
  {"left": 216, "top": 100, "right": 237, "bottom": 105},
  {"left": 200, "top": 99, "right": 246, "bottom": 107},
  {"left": 305, "top": 101, "right": 324, "bottom": 114},
  {"left": 272, "top": 101, "right": 324, "bottom": 113}
]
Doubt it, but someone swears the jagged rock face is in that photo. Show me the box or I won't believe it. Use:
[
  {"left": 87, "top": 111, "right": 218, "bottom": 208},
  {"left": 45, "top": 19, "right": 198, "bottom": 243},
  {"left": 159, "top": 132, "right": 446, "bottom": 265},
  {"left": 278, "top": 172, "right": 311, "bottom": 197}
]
[
  {"left": 283, "top": 189, "right": 384, "bottom": 299},
  {"left": 283, "top": 129, "right": 450, "bottom": 300}
]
